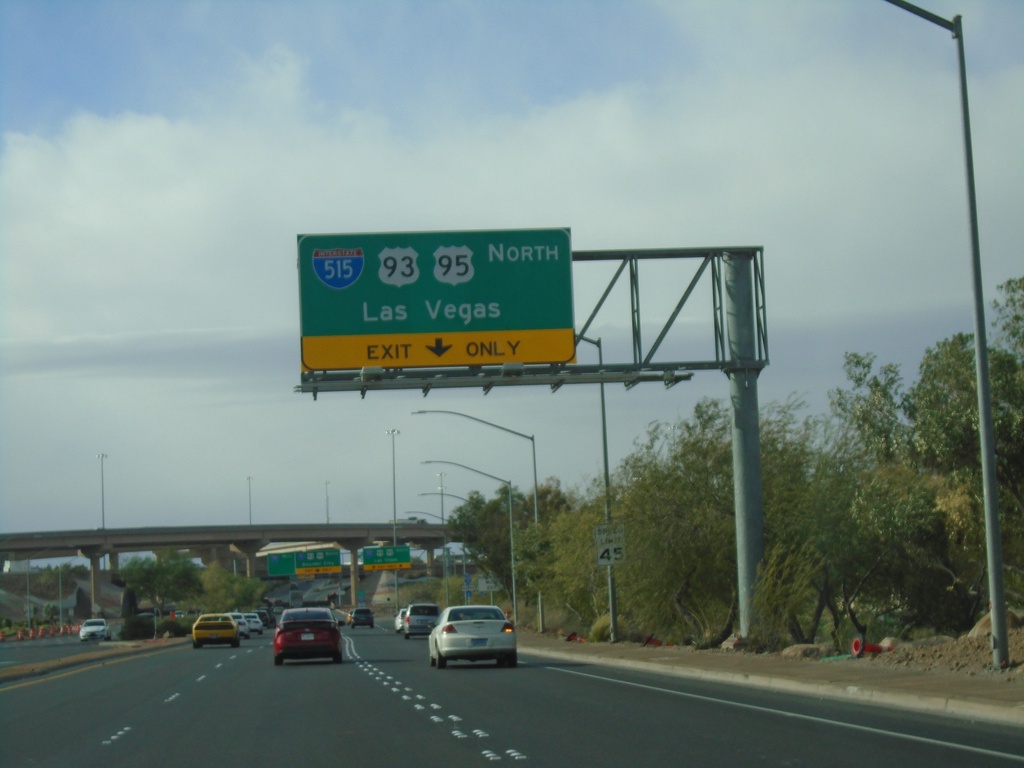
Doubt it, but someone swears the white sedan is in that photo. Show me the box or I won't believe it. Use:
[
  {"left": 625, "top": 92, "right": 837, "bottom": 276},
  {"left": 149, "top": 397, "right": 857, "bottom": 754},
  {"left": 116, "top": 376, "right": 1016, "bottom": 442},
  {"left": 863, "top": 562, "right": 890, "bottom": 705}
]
[
  {"left": 243, "top": 612, "right": 264, "bottom": 634},
  {"left": 79, "top": 618, "right": 111, "bottom": 641},
  {"left": 428, "top": 606, "right": 517, "bottom": 668}
]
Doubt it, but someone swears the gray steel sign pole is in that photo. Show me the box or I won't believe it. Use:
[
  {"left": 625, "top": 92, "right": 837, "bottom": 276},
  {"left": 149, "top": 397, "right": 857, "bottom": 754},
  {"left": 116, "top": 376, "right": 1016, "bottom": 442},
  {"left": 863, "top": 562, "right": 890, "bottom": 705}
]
[
  {"left": 883, "top": 0, "right": 1008, "bottom": 669},
  {"left": 725, "top": 254, "right": 764, "bottom": 640}
]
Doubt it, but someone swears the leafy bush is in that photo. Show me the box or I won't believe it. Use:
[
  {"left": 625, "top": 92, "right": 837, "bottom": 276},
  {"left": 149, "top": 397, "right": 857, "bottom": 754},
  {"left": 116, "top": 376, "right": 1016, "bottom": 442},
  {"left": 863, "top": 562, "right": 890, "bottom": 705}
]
[
  {"left": 157, "top": 618, "right": 188, "bottom": 637},
  {"left": 119, "top": 616, "right": 158, "bottom": 640}
]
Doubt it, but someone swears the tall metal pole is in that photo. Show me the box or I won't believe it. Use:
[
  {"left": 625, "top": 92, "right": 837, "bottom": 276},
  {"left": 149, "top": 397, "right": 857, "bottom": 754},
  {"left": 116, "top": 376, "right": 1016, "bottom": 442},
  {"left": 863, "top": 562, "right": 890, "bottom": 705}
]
[
  {"left": 579, "top": 335, "right": 618, "bottom": 642},
  {"left": 725, "top": 253, "right": 764, "bottom": 639},
  {"left": 325, "top": 480, "right": 330, "bottom": 524},
  {"left": 387, "top": 429, "right": 401, "bottom": 608},
  {"left": 882, "top": 0, "right": 1008, "bottom": 669},
  {"left": 247, "top": 476, "right": 253, "bottom": 525},
  {"left": 97, "top": 453, "right": 107, "bottom": 529},
  {"left": 438, "top": 473, "right": 450, "bottom": 607},
  {"left": 412, "top": 410, "right": 542, "bottom": 629}
]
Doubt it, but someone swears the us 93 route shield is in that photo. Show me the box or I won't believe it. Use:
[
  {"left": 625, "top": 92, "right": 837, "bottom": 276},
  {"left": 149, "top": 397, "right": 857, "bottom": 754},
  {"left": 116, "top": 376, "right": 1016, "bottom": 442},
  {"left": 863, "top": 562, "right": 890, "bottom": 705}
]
[{"left": 297, "top": 228, "right": 576, "bottom": 371}]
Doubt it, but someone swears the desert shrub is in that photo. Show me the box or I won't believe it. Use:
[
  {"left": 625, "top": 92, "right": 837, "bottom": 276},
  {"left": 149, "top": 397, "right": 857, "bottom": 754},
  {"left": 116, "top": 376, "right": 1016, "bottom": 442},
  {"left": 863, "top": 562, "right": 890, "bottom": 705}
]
[{"left": 588, "top": 614, "right": 611, "bottom": 643}]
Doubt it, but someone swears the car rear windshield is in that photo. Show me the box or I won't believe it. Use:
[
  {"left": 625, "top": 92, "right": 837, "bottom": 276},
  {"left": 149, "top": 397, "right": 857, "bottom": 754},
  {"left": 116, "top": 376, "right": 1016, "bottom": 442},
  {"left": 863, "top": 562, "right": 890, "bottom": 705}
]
[
  {"left": 281, "top": 610, "right": 335, "bottom": 627},
  {"left": 410, "top": 605, "right": 439, "bottom": 616},
  {"left": 449, "top": 608, "right": 505, "bottom": 621}
]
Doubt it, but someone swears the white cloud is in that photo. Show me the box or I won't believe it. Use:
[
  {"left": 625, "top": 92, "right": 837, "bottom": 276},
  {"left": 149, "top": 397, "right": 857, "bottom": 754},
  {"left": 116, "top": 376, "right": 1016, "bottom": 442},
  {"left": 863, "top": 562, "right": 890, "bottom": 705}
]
[{"left": 1, "top": 0, "right": 1021, "bottom": 534}]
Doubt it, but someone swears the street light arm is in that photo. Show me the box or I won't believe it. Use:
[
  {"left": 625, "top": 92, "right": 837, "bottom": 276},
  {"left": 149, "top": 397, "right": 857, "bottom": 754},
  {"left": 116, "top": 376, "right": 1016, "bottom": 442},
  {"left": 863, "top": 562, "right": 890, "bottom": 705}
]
[
  {"left": 882, "top": 0, "right": 955, "bottom": 32},
  {"left": 412, "top": 409, "right": 534, "bottom": 443},
  {"left": 421, "top": 460, "right": 509, "bottom": 488}
]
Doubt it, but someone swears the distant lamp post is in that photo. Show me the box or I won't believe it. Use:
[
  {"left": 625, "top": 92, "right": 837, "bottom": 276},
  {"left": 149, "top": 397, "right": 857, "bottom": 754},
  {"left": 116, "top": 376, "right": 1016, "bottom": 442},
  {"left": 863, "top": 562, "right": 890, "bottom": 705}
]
[
  {"left": 97, "top": 453, "right": 108, "bottom": 529},
  {"left": 247, "top": 476, "right": 253, "bottom": 525},
  {"left": 412, "top": 410, "right": 542, "bottom": 629},
  {"left": 386, "top": 429, "right": 401, "bottom": 606},
  {"left": 325, "top": 480, "right": 331, "bottom": 524},
  {"left": 423, "top": 460, "right": 517, "bottom": 625},
  {"left": 882, "top": 0, "right": 1008, "bottom": 670}
]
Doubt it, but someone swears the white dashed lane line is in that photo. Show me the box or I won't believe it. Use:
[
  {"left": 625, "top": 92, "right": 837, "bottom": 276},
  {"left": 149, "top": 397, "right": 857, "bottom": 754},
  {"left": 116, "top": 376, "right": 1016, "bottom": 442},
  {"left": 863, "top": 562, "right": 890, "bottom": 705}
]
[{"left": 355, "top": 659, "right": 529, "bottom": 761}]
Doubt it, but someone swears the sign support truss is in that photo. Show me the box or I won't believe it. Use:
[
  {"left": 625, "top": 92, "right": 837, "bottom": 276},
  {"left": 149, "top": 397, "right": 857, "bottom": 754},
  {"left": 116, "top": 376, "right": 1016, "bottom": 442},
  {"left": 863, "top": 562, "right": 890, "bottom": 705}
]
[{"left": 296, "top": 246, "right": 767, "bottom": 398}]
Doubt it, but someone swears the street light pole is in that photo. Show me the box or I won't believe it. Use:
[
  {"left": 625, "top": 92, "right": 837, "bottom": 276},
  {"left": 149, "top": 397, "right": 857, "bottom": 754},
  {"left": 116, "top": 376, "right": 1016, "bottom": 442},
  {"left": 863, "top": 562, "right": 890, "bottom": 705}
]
[
  {"left": 423, "top": 459, "right": 517, "bottom": 625},
  {"left": 579, "top": 335, "right": 618, "bottom": 642},
  {"left": 437, "top": 473, "right": 450, "bottom": 606},
  {"left": 882, "top": 0, "right": 1008, "bottom": 670},
  {"left": 387, "top": 429, "right": 401, "bottom": 608},
  {"left": 412, "top": 410, "right": 542, "bottom": 629},
  {"left": 97, "top": 453, "right": 107, "bottom": 529},
  {"left": 247, "top": 476, "right": 253, "bottom": 525},
  {"left": 325, "top": 480, "right": 330, "bottom": 524}
]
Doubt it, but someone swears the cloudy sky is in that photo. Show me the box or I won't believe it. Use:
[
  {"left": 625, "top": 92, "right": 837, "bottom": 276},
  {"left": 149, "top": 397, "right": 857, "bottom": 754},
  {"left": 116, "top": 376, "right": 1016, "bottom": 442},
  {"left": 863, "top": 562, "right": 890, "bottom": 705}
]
[{"left": 2, "top": 0, "right": 1021, "bottom": 541}]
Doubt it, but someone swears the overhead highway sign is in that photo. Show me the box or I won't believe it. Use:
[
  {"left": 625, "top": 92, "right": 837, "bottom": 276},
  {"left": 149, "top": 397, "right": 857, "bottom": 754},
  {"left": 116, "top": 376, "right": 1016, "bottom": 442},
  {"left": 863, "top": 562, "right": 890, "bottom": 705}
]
[{"left": 298, "top": 228, "right": 576, "bottom": 370}]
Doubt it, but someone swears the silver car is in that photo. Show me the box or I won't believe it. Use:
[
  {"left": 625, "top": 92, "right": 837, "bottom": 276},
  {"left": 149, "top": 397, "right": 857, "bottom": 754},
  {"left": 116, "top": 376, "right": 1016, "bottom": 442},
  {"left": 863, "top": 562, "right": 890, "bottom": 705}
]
[
  {"left": 402, "top": 603, "right": 439, "bottom": 639},
  {"left": 394, "top": 608, "right": 407, "bottom": 633},
  {"left": 428, "top": 605, "right": 517, "bottom": 668}
]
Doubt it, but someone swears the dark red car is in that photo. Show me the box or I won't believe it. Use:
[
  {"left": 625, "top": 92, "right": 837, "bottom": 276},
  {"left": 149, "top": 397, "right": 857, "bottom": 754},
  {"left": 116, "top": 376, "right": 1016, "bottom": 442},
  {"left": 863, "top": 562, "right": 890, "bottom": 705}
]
[{"left": 273, "top": 607, "right": 343, "bottom": 666}]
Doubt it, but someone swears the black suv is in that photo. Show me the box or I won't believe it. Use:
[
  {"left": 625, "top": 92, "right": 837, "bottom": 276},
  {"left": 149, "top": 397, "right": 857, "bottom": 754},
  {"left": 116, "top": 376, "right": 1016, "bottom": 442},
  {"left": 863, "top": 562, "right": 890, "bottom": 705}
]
[{"left": 347, "top": 607, "right": 374, "bottom": 628}]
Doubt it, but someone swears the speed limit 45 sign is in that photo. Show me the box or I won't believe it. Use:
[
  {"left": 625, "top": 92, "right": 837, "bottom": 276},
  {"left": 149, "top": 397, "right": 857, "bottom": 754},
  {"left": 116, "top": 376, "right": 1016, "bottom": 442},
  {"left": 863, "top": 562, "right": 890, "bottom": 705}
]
[{"left": 595, "top": 524, "right": 625, "bottom": 567}]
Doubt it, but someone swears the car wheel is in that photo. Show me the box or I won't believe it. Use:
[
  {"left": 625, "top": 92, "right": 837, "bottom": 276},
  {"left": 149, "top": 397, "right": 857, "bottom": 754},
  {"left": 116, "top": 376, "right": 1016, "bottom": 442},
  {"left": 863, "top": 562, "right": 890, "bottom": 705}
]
[
  {"left": 333, "top": 651, "right": 343, "bottom": 664},
  {"left": 369, "top": 623, "right": 374, "bottom": 629},
  {"left": 507, "top": 652, "right": 518, "bottom": 668},
  {"left": 436, "top": 646, "right": 447, "bottom": 669},
  {"left": 404, "top": 632, "right": 410, "bottom": 640},
  {"left": 232, "top": 637, "right": 240, "bottom": 648},
  {"left": 274, "top": 655, "right": 284, "bottom": 666},
  {"left": 193, "top": 640, "right": 202, "bottom": 649},
  {"left": 429, "top": 653, "right": 436, "bottom": 667}
]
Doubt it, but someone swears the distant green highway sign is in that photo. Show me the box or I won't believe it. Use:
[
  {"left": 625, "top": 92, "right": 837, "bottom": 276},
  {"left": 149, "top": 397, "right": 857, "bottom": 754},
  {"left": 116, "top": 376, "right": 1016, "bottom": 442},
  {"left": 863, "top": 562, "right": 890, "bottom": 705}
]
[
  {"left": 297, "top": 228, "right": 576, "bottom": 370},
  {"left": 267, "top": 549, "right": 341, "bottom": 576},
  {"left": 362, "top": 545, "right": 411, "bottom": 571}
]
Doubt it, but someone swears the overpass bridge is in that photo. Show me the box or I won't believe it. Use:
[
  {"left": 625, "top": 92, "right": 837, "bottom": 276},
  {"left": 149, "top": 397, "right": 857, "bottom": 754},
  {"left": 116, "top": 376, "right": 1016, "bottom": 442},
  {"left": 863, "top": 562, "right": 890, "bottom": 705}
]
[{"left": 0, "top": 522, "right": 447, "bottom": 614}]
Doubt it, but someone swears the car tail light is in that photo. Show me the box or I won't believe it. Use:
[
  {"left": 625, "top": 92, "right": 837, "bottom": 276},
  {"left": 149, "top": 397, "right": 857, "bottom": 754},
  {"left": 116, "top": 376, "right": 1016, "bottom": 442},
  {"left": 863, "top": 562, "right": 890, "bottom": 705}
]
[
  {"left": 405, "top": 615, "right": 410, "bottom": 625},
  {"left": 441, "top": 624, "right": 458, "bottom": 633},
  {"left": 501, "top": 622, "right": 515, "bottom": 633}
]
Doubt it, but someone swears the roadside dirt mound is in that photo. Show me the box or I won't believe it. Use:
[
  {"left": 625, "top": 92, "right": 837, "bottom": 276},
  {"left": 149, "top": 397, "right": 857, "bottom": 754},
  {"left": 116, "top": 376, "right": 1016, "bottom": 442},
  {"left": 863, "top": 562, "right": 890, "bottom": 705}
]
[{"left": 867, "top": 628, "right": 1024, "bottom": 678}]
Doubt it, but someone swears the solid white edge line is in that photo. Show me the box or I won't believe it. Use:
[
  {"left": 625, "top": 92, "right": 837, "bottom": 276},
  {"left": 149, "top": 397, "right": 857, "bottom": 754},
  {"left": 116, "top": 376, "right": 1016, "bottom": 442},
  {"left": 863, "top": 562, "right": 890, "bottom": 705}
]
[{"left": 546, "top": 666, "right": 1024, "bottom": 764}]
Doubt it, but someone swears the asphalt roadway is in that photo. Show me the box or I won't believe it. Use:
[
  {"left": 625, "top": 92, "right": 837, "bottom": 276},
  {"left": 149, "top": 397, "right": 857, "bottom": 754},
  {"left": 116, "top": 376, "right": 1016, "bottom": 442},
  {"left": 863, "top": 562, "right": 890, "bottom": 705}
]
[{"left": 2, "top": 631, "right": 1021, "bottom": 727}]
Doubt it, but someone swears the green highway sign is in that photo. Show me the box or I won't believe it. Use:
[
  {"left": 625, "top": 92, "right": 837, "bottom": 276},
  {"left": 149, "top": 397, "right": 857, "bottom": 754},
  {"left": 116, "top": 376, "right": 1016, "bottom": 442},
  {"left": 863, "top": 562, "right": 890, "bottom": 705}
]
[
  {"left": 363, "top": 545, "right": 411, "bottom": 571},
  {"left": 297, "top": 228, "right": 576, "bottom": 370},
  {"left": 295, "top": 548, "right": 341, "bottom": 575},
  {"left": 267, "top": 553, "right": 296, "bottom": 577},
  {"left": 269, "top": 549, "right": 341, "bottom": 576}
]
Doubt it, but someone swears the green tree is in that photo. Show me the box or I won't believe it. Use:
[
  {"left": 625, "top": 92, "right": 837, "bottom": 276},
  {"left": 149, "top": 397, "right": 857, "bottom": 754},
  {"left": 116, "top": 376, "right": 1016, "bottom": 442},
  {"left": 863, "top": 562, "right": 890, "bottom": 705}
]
[
  {"left": 118, "top": 552, "right": 202, "bottom": 617},
  {"left": 199, "top": 563, "right": 266, "bottom": 611}
]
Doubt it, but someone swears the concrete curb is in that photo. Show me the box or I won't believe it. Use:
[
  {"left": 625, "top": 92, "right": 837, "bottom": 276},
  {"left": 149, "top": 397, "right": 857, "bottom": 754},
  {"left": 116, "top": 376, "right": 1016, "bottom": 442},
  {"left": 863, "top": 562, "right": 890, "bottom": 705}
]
[
  {"left": 519, "top": 647, "right": 1024, "bottom": 728},
  {"left": 0, "top": 637, "right": 189, "bottom": 685}
]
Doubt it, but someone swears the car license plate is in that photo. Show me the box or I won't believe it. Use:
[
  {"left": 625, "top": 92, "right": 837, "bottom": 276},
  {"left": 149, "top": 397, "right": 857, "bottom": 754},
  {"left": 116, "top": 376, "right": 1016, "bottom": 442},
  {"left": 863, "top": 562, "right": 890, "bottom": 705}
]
[
  {"left": 211, "top": 633, "right": 219, "bottom": 639},
  {"left": 301, "top": 632, "right": 314, "bottom": 641},
  {"left": 471, "top": 638, "right": 488, "bottom": 647}
]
